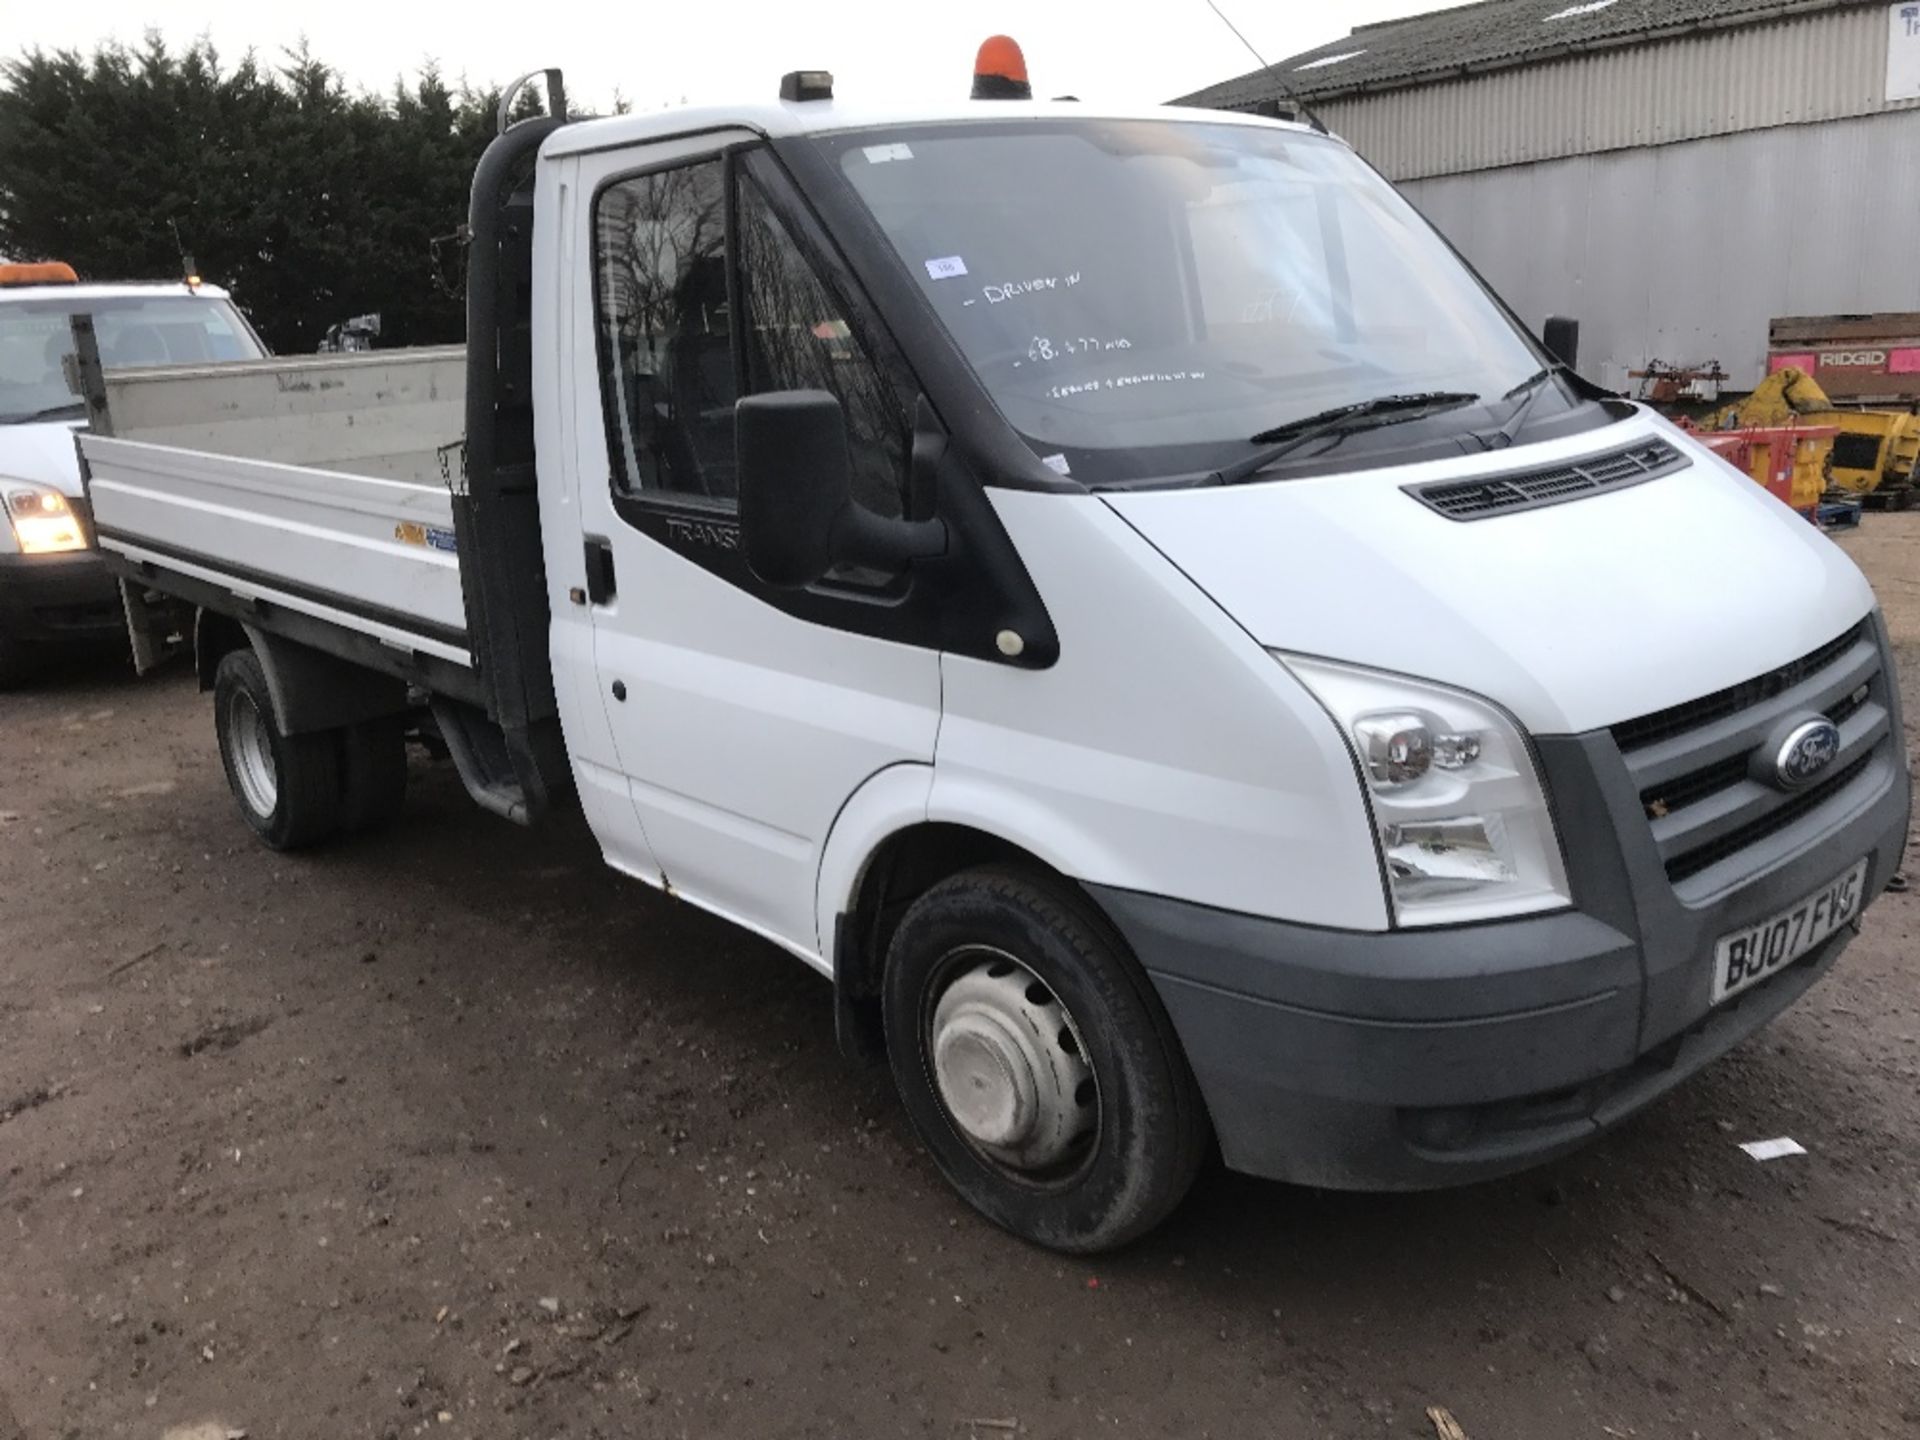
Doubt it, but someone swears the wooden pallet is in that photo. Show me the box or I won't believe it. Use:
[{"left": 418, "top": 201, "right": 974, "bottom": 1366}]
[{"left": 1818, "top": 500, "right": 1864, "bottom": 530}]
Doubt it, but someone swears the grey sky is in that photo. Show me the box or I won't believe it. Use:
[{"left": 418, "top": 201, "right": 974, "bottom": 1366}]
[{"left": 5, "top": 1, "right": 1442, "bottom": 113}]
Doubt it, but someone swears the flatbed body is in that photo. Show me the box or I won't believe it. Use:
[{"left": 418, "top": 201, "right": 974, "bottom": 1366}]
[{"left": 85, "top": 350, "right": 471, "bottom": 667}]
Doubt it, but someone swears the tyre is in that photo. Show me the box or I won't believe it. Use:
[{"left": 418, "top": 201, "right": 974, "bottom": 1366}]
[
  {"left": 212, "top": 649, "right": 342, "bottom": 851},
  {"left": 338, "top": 716, "right": 409, "bottom": 834},
  {"left": 882, "top": 866, "right": 1210, "bottom": 1253}
]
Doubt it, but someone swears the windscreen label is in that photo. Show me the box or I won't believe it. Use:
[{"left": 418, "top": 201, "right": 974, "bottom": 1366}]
[
  {"left": 924, "top": 256, "right": 969, "bottom": 280},
  {"left": 1047, "top": 371, "right": 1208, "bottom": 400},
  {"left": 982, "top": 273, "right": 1081, "bottom": 305}
]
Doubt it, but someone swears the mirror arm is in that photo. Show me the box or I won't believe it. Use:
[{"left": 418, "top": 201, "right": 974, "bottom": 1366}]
[
  {"left": 834, "top": 507, "right": 948, "bottom": 570},
  {"left": 836, "top": 395, "right": 952, "bottom": 570}
]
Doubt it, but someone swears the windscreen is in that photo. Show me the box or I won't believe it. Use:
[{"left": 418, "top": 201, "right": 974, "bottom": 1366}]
[
  {"left": 0, "top": 294, "right": 265, "bottom": 424},
  {"left": 827, "top": 119, "right": 1545, "bottom": 484}
]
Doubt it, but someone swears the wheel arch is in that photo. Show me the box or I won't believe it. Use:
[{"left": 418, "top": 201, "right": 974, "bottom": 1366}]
[
  {"left": 193, "top": 608, "right": 250, "bottom": 692},
  {"left": 234, "top": 624, "right": 412, "bottom": 736},
  {"left": 822, "top": 769, "right": 1133, "bottom": 1064}
]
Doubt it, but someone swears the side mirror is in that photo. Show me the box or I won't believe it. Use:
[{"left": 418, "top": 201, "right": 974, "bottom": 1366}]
[
  {"left": 737, "top": 390, "right": 848, "bottom": 588},
  {"left": 1542, "top": 315, "right": 1581, "bottom": 372},
  {"left": 736, "top": 390, "right": 946, "bottom": 589}
]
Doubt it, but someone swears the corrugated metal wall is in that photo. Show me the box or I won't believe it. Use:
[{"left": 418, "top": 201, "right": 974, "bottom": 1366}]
[
  {"left": 1324, "top": 3, "right": 1916, "bottom": 181},
  {"left": 1399, "top": 108, "right": 1920, "bottom": 390}
]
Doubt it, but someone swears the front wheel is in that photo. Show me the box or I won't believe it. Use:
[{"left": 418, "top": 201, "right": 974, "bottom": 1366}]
[
  {"left": 213, "top": 649, "right": 342, "bottom": 851},
  {"left": 882, "top": 867, "right": 1210, "bottom": 1253}
]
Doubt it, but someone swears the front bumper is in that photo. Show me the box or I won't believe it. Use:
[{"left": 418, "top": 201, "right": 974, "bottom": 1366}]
[
  {"left": 0, "top": 549, "right": 124, "bottom": 646},
  {"left": 1091, "top": 625, "right": 1913, "bottom": 1192}
]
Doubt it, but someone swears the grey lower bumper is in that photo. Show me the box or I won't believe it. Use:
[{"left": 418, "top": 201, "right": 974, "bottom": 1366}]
[
  {"left": 1090, "top": 735, "right": 1911, "bottom": 1191},
  {"left": 0, "top": 550, "right": 123, "bottom": 646}
]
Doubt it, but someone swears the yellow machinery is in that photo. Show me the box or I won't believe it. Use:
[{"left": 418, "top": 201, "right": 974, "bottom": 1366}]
[
  {"left": 1709, "top": 368, "right": 1920, "bottom": 498},
  {"left": 1819, "top": 408, "right": 1920, "bottom": 496}
]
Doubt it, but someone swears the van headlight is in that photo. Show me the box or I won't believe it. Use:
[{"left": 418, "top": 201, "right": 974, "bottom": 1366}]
[
  {"left": 4, "top": 483, "right": 88, "bottom": 555},
  {"left": 1279, "top": 654, "right": 1571, "bottom": 927}
]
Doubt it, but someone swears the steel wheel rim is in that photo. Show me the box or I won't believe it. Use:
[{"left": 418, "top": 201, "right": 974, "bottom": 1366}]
[
  {"left": 226, "top": 689, "right": 278, "bottom": 817},
  {"left": 925, "top": 944, "right": 1100, "bottom": 1183}
]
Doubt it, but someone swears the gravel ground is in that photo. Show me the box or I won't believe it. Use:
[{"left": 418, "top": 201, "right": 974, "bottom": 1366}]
[{"left": 2, "top": 518, "right": 1918, "bottom": 1440}]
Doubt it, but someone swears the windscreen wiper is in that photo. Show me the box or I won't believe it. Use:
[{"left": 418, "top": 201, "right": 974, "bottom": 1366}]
[
  {"left": 1210, "top": 391, "right": 1482, "bottom": 487},
  {"left": 1478, "top": 366, "right": 1564, "bottom": 451}
]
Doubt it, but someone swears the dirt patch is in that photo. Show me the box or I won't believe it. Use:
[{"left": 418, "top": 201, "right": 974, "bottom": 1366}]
[
  {"left": 0, "top": 1084, "right": 64, "bottom": 1126},
  {"left": 176, "top": 1017, "right": 272, "bottom": 1060},
  {"left": 3, "top": 519, "right": 1919, "bottom": 1439}
]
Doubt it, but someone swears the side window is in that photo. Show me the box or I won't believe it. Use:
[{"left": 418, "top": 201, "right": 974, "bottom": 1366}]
[
  {"left": 594, "top": 159, "right": 735, "bottom": 503},
  {"left": 737, "top": 179, "right": 908, "bottom": 521}
]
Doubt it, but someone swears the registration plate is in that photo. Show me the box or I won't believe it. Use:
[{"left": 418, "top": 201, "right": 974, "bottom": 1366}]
[{"left": 1711, "top": 860, "right": 1867, "bottom": 1005}]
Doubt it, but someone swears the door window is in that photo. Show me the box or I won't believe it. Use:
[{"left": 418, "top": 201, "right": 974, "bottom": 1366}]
[
  {"left": 592, "top": 154, "right": 909, "bottom": 523},
  {"left": 594, "top": 159, "right": 735, "bottom": 503}
]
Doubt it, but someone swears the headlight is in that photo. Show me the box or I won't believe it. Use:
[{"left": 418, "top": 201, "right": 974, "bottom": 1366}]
[
  {"left": 4, "top": 484, "right": 88, "bottom": 554},
  {"left": 1279, "top": 655, "right": 1571, "bottom": 927}
]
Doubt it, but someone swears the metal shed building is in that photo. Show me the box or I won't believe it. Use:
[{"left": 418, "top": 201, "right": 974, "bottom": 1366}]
[{"left": 1177, "top": 0, "right": 1920, "bottom": 392}]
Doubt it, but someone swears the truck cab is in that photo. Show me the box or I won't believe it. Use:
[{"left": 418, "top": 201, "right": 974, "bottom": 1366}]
[
  {"left": 0, "top": 264, "right": 265, "bottom": 682},
  {"left": 78, "top": 61, "right": 1911, "bottom": 1252}
]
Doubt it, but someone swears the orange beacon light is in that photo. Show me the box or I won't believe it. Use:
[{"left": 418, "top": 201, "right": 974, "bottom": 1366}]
[{"left": 971, "top": 36, "right": 1032, "bottom": 100}]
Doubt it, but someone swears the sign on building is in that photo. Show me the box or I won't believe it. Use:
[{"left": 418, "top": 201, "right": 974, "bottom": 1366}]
[
  {"left": 1771, "top": 314, "right": 1920, "bottom": 404},
  {"left": 1892, "top": 1, "right": 1920, "bottom": 102}
]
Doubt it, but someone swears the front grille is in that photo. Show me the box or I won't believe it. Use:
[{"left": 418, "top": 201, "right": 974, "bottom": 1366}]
[
  {"left": 1827, "top": 683, "right": 1871, "bottom": 727},
  {"left": 1407, "top": 438, "right": 1689, "bottom": 521},
  {"left": 1613, "top": 623, "right": 1865, "bottom": 752},
  {"left": 1645, "top": 755, "right": 1748, "bottom": 818},
  {"left": 1612, "top": 621, "right": 1893, "bottom": 893},
  {"left": 1664, "top": 754, "right": 1874, "bottom": 884}
]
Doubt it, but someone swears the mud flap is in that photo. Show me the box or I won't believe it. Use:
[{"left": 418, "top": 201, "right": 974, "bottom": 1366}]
[{"left": 119, "top": 579, "right": 190, "bottom": 675}]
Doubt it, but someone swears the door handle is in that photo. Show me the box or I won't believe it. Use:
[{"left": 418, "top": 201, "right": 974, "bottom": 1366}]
[{"left": 583, "top": 537, "right": 617, "bottom": 605}]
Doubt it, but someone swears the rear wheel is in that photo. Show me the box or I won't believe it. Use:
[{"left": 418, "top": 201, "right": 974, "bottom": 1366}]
[
  {"left": 882, "top": 866, "right": 1209, "bottom": 1253},
  {"left": 213, "top": 649, "right": 341, "bottom": 850}
]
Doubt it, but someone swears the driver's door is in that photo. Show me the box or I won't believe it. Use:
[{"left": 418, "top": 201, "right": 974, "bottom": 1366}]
[{"left": 561, "top": 137, "right": 941, "bottom": 960}]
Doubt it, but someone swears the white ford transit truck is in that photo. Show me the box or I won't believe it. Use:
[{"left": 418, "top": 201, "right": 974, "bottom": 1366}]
[
  {"left": 0, "top": 264, "right": 265, "bottom": 682},
  {"left": 75, "top": 66, "right": 1910, "bottom": 1252}
]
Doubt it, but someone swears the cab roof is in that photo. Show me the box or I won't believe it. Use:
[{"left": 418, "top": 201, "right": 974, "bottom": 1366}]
[
  {"left": 0, "top": 279, "right": 233, "bottom": 305},
  {"left": 539, "top": 97, "right": 1321, "bottom": 159}
]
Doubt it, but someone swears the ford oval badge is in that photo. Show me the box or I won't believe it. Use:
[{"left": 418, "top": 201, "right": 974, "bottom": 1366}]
[{"left": 1774, "top": 719, "right": 1842, "bottom": 790}]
